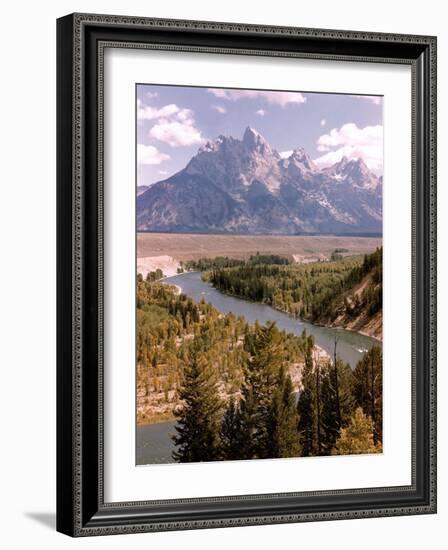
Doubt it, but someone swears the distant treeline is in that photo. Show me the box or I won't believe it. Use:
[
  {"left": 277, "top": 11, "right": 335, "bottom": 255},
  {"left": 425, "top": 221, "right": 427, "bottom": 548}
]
[
  {"left": 184, "top": 253, "right": 291, "bottom": 272},
  {"left": 206, "top": 247, "right": 382, "bottom": 324},
  {"left": 138, "top": 269, "right": 164, "bottom": 283}
]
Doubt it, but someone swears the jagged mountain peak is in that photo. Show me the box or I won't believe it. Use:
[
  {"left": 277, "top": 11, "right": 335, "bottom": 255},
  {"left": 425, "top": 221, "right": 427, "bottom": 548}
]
[
  {"left": 197, "top": 127, "right": 273, "bottom": 156},
  {"left": 242, "top": 126, "right": 271, "bottom": 152},
  {"left": 332, "top": 155, "right": 348, "bottom": 169},
  {"left": 289, "top": 147, "right": 317, "bottom": 172},
  {"left": 291, "top": 146, "right": 307, "bottom": 157},
  {"left": 333, "top": 156, "right": 368, "bottom": 172},
  {"left": 137, "top": 129, "right": 382, "bottom": 234},
  {"left": 199, "top": 133, "right": 234, "bottom": 153},
  {"left": 243, "top": 125, "right": 262, "bottom": 140},
  {"left": 326, "top": 156, "right": 379, "bottom": 188}
]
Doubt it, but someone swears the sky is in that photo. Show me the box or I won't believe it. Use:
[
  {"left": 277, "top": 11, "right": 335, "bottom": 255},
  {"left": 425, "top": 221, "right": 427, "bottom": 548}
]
[{"left": 137, "top": 84, "right": 383, "bottom": 187}]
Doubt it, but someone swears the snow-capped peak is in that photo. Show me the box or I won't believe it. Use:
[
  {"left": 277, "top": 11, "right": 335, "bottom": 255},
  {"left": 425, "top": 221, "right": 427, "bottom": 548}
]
[{"left": 330, "top": 157, "right": 379, "bottom": 188}]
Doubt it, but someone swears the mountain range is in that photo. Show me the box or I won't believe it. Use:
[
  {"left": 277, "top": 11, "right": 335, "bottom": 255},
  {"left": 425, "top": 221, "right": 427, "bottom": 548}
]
[{"left": 137, "top": 126, "right": 382, "bottom": 235}]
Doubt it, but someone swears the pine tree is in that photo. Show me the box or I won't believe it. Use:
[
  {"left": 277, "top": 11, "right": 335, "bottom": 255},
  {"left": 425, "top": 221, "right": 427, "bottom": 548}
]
[
  {"left": 235, "top": 388, "right": 257, "bottom": 459},
  {"left": 172, "top": 345, "right": 223, "bottom": 462},
  {"left": 266, "top": 366, "right": 300, "bottom": 458},
  {"left": 315, "top": 350, "right": 322, "bottom": 455},
  {"left": 333, "top": 336, "right": 342, "bottom": 427},
  {"left": 352, "top": 345, "right": 382, "bottom": 444},
  {"left": 320, "top": 359, "right": 355, "bottom": 454},
  {"left": 221, "top": 397, "right": 243, "bottom": 460},
  {"left": 332, "top": 407, "right": 380, "bottom": 455},
  {"left": 320, "top": 363, "right": 340, "bottom": 454},
  {"left": 297, "top": 339, "right": 317, "bottom": 456},
  {"left": 238, "top": 321, "right": 285, "bottom": 459},
  {"left": 337, "top": 360, "right": 355, "bottom": 425}
]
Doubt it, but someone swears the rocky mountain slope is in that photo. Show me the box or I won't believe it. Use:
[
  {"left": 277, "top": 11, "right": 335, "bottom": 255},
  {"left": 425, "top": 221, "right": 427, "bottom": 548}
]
[
  {"left": 312, "top": 248, "right": 383, "bottom": 340},
  {"left": 137, "top": 127, "right": 382, "bottom": 235}
]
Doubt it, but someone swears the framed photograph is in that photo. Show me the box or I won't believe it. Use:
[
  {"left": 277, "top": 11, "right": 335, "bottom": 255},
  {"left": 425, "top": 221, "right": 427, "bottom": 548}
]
[{"left": 57, "top": 13, "right": 437, "bottom": 536}]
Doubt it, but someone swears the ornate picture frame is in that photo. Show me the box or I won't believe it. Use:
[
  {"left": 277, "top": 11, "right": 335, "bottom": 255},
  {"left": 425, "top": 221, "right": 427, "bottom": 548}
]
[{"left": 57, "top": 13, "right": 436, "bottom": 536}]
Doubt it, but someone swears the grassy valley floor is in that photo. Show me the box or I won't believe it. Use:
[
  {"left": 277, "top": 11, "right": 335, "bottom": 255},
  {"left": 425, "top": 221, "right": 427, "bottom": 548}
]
[{"left": 137, "top": 233, "right": 382, "bottom": 263}]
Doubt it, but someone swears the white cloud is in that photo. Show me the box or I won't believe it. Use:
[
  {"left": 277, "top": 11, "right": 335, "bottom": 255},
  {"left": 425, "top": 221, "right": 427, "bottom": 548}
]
[
  {"left": 279, "top": 150, "right": 293, "bottom": 159},
  {"left": 137, "top": 98, "right": 205, "bottom": 147},
  {"left": 211, "top": 105, "right": 227, "bottom": 114},
  {"left": 317, "top": 123, "right": 382, "bottom": 151},
  {"left": 137, "top": 100, "right": 187, "bottom": 122},
  {"left": 137, "top": 144, "right": 170, "bottom": 165},
  {"left": 158, "top": 170, "right": 169, "bottom": 175},
  {"left": 320, "top": 119, "right": 326, "bottom": 127},
  {"left": 314, "top": 123, "right": 383, "bottom": 173},
  {"left": 146, "top": 91, "right": 158, "bottom": 99},
  {"left": 150, "top": 120, "right": 204, "bottom": 147},
  {"left": 256, "top": 109, "right": 266, "bottom": 116},
  {"left": 208, "top": 88, "right": 306, "bottom": 107}
]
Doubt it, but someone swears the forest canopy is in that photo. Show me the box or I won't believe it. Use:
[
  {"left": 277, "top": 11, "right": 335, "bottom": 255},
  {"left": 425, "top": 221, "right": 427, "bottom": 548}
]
[{"left": 205, "top": 247, "right": 383, "bottom": 325}]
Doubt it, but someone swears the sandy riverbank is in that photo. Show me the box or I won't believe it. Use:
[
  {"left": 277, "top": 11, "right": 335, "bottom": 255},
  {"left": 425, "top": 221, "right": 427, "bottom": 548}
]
[{"left": 137, "top": 255, "right": 181, "bottom": 278}]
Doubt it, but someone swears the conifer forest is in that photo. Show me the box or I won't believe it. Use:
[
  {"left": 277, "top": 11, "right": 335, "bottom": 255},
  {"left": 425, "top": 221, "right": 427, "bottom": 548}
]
[{"left": 136, "top": 248, "right": 383, "bottom": 462}]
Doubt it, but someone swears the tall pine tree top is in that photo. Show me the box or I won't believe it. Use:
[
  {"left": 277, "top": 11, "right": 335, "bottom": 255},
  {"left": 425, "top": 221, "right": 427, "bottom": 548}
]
[{"left": 172, "top": 343, "right": 223, "bottom": 462}]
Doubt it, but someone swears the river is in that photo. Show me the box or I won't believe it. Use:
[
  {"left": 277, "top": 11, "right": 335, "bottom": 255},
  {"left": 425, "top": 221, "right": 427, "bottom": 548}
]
[{"left": 137, "top": 271, "right": 381, "bottom": 465}]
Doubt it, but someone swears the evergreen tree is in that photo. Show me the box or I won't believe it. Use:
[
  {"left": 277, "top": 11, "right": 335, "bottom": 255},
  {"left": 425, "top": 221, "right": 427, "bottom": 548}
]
[
  {"left": 337, "top": 360, "right": 356, "bottom": 425},
  {"left": 352, "top": 345, "right": 382, "bottom": 444},
  {"left": 266, "top": 366, "right": 301, "bottom": 458},
  {"left": 235, "top": 388, "right": 257, "bottom": 459},
  {"left": 238, "top": 321, "right": 285, "bottom": 458},
  {"left": 221, "top": 397, "right": 243, "bottom": 460},
  {"left": 320, "top": 359, "right": 355, "bottom": 454},
  {"left": 332, "top": 407, "right": 380, "bottom": 455},
  {"left": 320, "top": 363, "right": 340, "bottom": 454},
  {"left": 297, "top": 338, "right": 317, "bottom": 456},
  {"left": 172, "top": 345, "right": 223, "bottom": 462},
  {"left": 315, "top": 352, "right": 322, "bottom": 455},
  {"left": 333, "top": 337, "right": 342, "bottom": 427}
]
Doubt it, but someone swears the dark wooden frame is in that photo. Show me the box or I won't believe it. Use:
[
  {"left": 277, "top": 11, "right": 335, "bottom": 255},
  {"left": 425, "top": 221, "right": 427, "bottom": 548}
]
[{"left": 57, "top": 13, "right": 437, "bottom": 537}]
